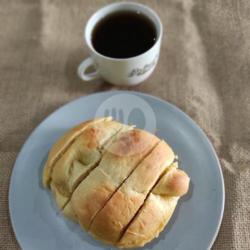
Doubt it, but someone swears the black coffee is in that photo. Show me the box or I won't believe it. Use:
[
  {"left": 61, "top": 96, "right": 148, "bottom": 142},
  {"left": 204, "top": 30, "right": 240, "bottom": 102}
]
[{"left": 92, "top": 11, "right": 157, "bottom": 58}]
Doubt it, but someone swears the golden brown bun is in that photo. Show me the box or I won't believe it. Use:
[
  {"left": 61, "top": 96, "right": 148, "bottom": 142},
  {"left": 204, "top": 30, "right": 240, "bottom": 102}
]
[
  {"left": 61, "top": 123, "right": 133, "bottom": 215},
  {"left": 71, "top": 129, "right": 160, "bottom": 230},
  {"left": 117, "top": 163, "right": 190, "bottom": 248},
  {"left": 89, "top": 140, "right": 175, "bottom": 243},
  {"left": 55, "top": 121, "right": 133, "bottom": 211},
  {"left": 51, "top": 119, "right": 123, "bottom": 196},
  {"left": 43, "top": 118, "right": 190, "bottom": 249},
  {"left": 43, "top": 117, "right": 111, "bottom": 187},
  {"left": 44, "top": 117, "right": 132, "bottom": 210}
]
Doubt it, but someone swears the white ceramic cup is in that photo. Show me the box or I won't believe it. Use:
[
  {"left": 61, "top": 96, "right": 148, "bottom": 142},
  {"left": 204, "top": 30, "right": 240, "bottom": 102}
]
[{"left": 78, "top": 2, "right": 163, "bottom": 86}]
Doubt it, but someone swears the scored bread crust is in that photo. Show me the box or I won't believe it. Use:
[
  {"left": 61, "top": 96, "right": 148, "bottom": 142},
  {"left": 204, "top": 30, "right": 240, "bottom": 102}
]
[
  {"left": 43, "top": 118, "right": 190, "bottom": 249},
  {"left": 89, "top": 140, "right": 175, "bottom": 244},
  {"left": 46, "top": 119, "right": 133, "bottom": 211},
  {"left": 43, "top": 117, "right": 112, "bottom": 187},
  {"left": 60, "top": 123, "right": 134, "bottom": 217},
  {"left": 70, "top": 129, "right": 160, "bottom": 230},
  {"left": 117, "top": 163, "right": 190, "bottom": 248},
  {"left": 51, "top": 120, "right": 123, "bottom": 196}
]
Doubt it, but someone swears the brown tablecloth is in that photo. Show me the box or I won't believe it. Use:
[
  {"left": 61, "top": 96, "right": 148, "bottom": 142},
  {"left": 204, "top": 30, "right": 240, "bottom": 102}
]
[{"left": 0, "top": 0, "right": 249, "bottom": 249}]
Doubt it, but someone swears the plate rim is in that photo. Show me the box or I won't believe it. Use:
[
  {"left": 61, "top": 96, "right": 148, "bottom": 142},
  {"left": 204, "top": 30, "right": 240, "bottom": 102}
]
[{"left": 9, "top": 90, "right": 225, "bottom": 250}]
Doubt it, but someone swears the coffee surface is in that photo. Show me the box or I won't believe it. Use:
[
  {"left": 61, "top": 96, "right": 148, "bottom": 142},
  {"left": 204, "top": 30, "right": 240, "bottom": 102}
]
[{"left": 92, "top": 11, "right": 157, "bottom": 58}]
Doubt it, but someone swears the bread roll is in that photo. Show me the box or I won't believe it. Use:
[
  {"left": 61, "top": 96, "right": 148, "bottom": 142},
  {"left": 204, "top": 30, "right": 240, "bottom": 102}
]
[
  {"left": 89, "top": 140, "right": 175, "bottom": 243},
  {"left": 70, "top": 129, "right": 160, "bottom": 230},
  {"left": 51, "top": 119, "right": 122, "bottom": 196},
  {"left": 43, "top": 117, "right": 111, "bottom": 187},
  {"left": 117, "top": 163, "right": 190, "bottom": 248},
  {"left": 44, "top": 117, "right": 132, "bottom": 210},
  {"left": 43, "top": 118, "right": 190, "bottom": 248}
]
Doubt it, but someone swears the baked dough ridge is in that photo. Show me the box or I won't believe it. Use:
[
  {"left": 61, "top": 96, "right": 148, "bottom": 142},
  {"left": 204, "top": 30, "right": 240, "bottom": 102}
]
[
  {"left": 70, "top": 129, "right": 160, "bottom": 230},
  {"left": 117, "top": 163, "right": 190, "bottom": 248},
  {"left": 117, "top": 165, "right": 173, "bottom": 244},
  {"left": 60, "top": 126, "right": 129, "bottom": 210},
  {"left": 49, "top": 123, "right": 133, "bottom": 211},
  {"left": 88, "top": 140, "right": 175, "bottom": 244},
  {"left": 43, "top": 119, "right": 190, "bottom": 249},
  {"left": 87, "top": 140, "right": 162, "bottom": 233},
  {"left": 43, "top": 117, "right": 111, "bottom": 187}
]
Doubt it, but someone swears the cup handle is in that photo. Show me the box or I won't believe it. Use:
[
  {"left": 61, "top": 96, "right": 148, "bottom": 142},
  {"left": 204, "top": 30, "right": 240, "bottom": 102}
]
[{"left": 77, "top": 57, "right": 100, "bottom": 81}]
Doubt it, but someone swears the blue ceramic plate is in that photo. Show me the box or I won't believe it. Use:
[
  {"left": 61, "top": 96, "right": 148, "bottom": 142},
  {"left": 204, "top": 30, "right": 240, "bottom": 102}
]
[{"left": 9, "top": 91, "right": 224, "bottom": 250}]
